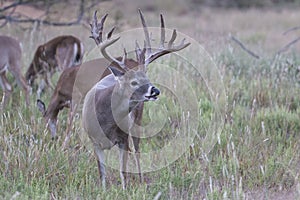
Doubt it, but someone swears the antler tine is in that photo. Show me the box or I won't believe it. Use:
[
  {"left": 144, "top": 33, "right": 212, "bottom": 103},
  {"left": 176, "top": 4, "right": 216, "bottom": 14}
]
[
  {"left": 135, "top": 41, "right": 146, "bottom": 62},
  {"left": 107, "top": 27, "right": 115, "bottom": 39},
  {"left": 89, "top": 10, "right": 97, "bottom": 29},
  {"left": 90, "top": 11, "right": 128, "bottom": 71},
  {"left": 175, "top": 38, "right": 191, "bottom": 50},
  {"left": 97, "top": 13, "right": 108, "bottom": 43},
  {"left": 122, "top": 48, "right": 127, "bottom": 64},
  {"left": 137, "top": 11, "right": 191, "bottom": 66},
  {"left": 138, "top": 9, "right": 151, "bottom": 55},
  {"left": 135, "top": 40, "right": 146, "bottom": 71},
  {"left": 160, "top": 14, "right": 165, "bottom": 48},
  {"left": 168, "top": 29, "right": 177, "bottom": 48},
  {"left": 135, "top": 41, "right": 141, "bottom": 62}
]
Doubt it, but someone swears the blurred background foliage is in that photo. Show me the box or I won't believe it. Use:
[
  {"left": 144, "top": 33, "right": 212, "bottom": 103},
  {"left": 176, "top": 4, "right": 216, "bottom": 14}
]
[{"left": 191, "top": 0, "right": 300, "bottom": 8}]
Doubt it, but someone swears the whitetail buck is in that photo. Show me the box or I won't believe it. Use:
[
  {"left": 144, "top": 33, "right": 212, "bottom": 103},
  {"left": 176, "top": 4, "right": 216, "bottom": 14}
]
[
  {"left": 25, "top": 35, "right": 84, "bottom": 97},
  {"left": 0, "top": 35, "right": 30, "bottom": 108},
  {"left": 82, "top": 10, "right": 190, "bottom": 189}
]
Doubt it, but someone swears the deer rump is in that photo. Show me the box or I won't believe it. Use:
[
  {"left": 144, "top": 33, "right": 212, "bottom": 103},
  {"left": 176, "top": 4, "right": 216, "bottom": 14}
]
[{"left": 25, "top": 35, "right": 84, "bottom": 92}]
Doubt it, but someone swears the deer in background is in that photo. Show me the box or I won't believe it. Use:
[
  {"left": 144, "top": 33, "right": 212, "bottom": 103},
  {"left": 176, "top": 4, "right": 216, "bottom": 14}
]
[
  {"left": 0, "top": 35, "right": 30, "bottom": 108},
  {"left": 25, "top": 35, "right": 84, "bottom": 98},
  {"left": 82, "top": 10, "right": 190, "bottom": 189}
]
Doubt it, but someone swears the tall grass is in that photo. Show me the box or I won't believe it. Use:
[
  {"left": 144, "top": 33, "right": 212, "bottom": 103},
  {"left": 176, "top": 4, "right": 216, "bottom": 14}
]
[{"left": 1, "top": 7, "right": 300, "bottom": 200}]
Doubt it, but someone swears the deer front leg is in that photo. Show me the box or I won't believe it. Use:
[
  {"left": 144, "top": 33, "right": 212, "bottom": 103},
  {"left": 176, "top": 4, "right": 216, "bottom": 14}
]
[
  {"left": 132, "top": 136, "right": 142, "bottom": 182},
  {"left": 48, "top": 118, "right": 57, "bottom": 139},
  {"left": 119, "top": 142, "right": 129, "bottom": 190},
  {"left": 94, "top": 145, "right": 106, "bottom": 189},
  {"left": 17, "top": 75, "right": 30, "bottom": 106},
  {"left": 37, "top": 77, "right": 46, "bottom": 99},
  {"left": 9, "top": 64, "right": 30, "bottom": 106},
  {"left": 62, "top": 102, "right": 77, "bottom": 149},
  {"left": 131, "top": 102, "right": 144, "bottom": 182},
  {"left": 45, "top": 71, "right": 55, "bottom": 90},
  {"left": 36, "top": 74, "right": 54, "bottom": 98},
  {"left": 0, "top": 73, "right": 12, "bottom": 108}
]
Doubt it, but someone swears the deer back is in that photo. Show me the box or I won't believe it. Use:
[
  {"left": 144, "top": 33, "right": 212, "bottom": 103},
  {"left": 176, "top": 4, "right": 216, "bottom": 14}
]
[{"left": 25, "top": 35, "right": 84, "bottom": 85}]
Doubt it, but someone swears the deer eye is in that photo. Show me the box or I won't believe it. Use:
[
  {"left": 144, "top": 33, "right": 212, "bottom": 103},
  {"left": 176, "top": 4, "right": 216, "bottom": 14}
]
[{"left": 131, "top": 81, "right": 138, "bottom": 86}]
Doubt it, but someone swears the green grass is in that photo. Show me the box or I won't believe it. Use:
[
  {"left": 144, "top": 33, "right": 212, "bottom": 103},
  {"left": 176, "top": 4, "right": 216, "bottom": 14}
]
[
  {"left": 1, "top": 49, "right": 299, "bottom": 199},
  {"left": 1, "top": 5, "right": 300, "bottom": 200}
]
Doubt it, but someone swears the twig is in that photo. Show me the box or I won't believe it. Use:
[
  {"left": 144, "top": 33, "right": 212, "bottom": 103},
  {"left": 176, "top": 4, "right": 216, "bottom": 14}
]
[
  {"left": 275, "top": 36, "right": 300, "bottom": 55},
  {"left": 0, "top": 0, "right": 34, "bottom": 12},
  {"left": 230, "top": 36, "right": 260, "bottom": 59},
  {"left": 0, "top": 0, "right": 85, "bottom": 27},
  {"left": 0, "top": 15, "right": 82, "bottom": 26},
  {"left": 270, "top": 36, "right": 300, "bottom": 68},
  {"left": 10, "top": 191, "right": 21, "bottom": 200},
  {"left": 0, "top": 3, "right": 16, "bottom": 28},
  {"left": 283, "top": 26, "right": 300, "bottom": 35},
  {"left": 153, "top": 191, "right": 162, "bottom": 200}
]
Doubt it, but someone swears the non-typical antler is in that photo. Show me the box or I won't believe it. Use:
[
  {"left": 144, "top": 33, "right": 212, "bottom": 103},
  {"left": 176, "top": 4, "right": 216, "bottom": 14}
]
[
  {"left": 90, "top": 11, "right": 129, "bottom": 71},
  {"left": 137, "top": 9, "right": 191, "bottom": 67}
]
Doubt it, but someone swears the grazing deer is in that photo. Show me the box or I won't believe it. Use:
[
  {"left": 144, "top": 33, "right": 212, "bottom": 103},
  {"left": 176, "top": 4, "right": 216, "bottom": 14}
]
[
  {"left": 25, "top": 35, "right": 84, "bottom": 97},
  {"left": 82, "top": 10, "right": 190, "bottom": 189},
  {"left": 0, "top": 35, "right": 30, "bottom": 108}
]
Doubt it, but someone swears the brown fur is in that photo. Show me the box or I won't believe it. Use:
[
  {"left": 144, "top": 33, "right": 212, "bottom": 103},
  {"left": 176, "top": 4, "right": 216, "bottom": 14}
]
[
  {"left": 0, "top": 35, "right": 30, "bottom": 107},
  {"left": 25, "top": 35, "right": 84, "bottom": 90}
]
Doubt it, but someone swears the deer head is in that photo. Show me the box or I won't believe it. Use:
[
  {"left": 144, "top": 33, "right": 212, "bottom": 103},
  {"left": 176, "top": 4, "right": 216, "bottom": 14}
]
[{"left": 109, "top": 64, "right": 160, "bottom": 109}]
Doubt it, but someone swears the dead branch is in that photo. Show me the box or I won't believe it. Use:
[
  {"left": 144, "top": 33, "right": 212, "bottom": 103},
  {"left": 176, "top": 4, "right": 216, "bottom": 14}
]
[
  {"left": 276, "top": 36, "right": 300, "bottom": 55},
  {"left": 0, "top": 3, "right": 16, "bottom": 28},
  {"left": 0, "top": 0, "right": 34, "bottom": 12},
  {"left": 283, "top": 26, "right": 300, "bottom": 35},
  {"left": 0, "top": 0, "right": 85, "bottom": 27},
  {"left": 231, "top": 36, "right": 260, "bottom": 59},
  {"left": 270, "top": 36, "right": 300, "bottom": 68}
]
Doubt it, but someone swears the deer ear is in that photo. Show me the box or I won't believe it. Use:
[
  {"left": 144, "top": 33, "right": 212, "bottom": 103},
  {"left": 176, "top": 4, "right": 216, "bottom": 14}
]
[
  {"left": 38, "top": 45, "right": 46, "bottom": 57},
  {"left": 37, "top": 99, "right": 46, "bottom": 115},
  {"left": 109, "top": 66, "right": 125, "bottom": 78}
]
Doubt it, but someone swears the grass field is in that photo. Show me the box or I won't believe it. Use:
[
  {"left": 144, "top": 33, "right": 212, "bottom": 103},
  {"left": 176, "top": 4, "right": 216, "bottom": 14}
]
[{"left": 1, "top": 1, "right": 300, "bottom": 199}]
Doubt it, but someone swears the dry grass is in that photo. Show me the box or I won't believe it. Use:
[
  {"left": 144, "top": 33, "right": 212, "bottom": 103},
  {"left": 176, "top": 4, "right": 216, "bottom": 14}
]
[{"left": 1, "top": 1, "right": 300, "bottom": 199}]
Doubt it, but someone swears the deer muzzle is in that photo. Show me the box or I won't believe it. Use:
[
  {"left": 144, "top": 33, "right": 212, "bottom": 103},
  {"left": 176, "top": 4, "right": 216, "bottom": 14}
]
[{"left": 145, "top": 86, "right": 160, "bottom": 101}]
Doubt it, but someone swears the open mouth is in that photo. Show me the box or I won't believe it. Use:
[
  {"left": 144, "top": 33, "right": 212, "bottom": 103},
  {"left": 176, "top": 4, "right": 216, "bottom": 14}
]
[
  {"left": 145, "top": 94, "right": 158, "bottom": 101},
  {"left": 145, "top": 87, "right": 160, "bottom": 101}
]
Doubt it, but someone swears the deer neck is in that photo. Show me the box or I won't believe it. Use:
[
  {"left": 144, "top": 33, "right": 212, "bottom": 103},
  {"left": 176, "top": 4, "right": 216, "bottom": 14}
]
[
  {"left": 111, "top": 83, "right": 139, "bottom": 119},
  {"left": 108, "top": 84, "right": 137, "bottom": 132}
]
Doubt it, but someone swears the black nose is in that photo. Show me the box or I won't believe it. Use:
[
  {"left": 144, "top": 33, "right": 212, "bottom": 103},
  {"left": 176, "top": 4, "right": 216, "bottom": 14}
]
[{"left": 151, "top": 87, "right": 160, "bottom": 96}]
